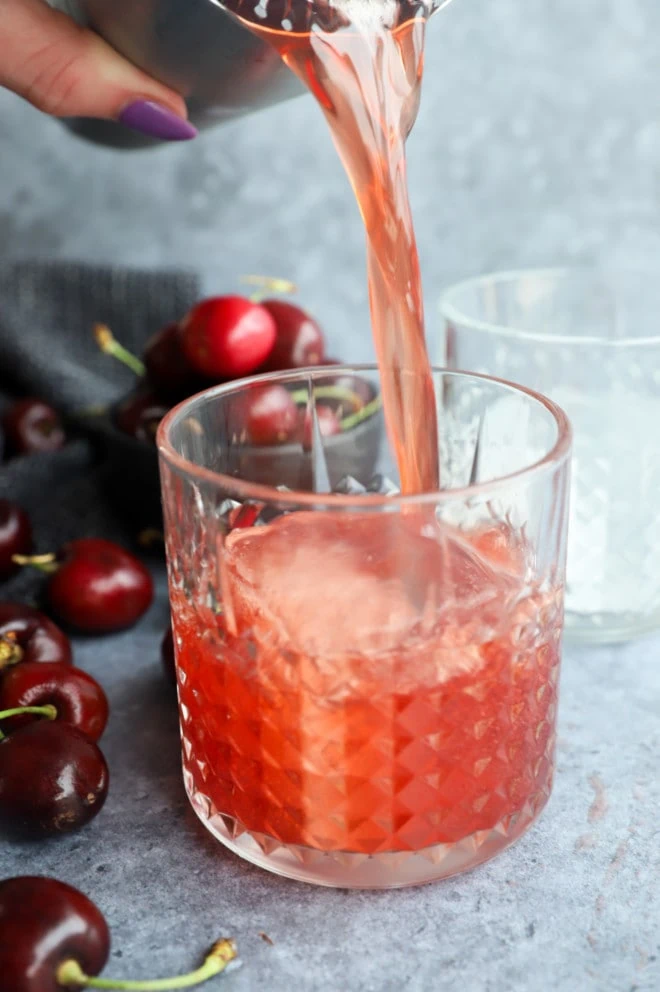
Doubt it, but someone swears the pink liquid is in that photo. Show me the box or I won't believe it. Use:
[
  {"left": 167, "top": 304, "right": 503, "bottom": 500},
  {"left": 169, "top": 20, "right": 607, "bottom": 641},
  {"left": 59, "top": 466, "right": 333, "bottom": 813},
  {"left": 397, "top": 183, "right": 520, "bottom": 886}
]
[
  {"left": 175, "top": 511, "right": 561, "bottom": 854},
  {"left": 234, "top": 3, "right": 440, "bottom": 493}
]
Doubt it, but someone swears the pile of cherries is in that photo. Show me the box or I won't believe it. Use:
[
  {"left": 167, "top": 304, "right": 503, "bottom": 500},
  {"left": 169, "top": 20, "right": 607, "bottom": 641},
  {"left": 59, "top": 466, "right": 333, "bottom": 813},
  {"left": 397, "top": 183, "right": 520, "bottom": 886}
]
[
  {"left": 1, "top": 418, "right": 155, "bottom": 837},
  {"left": 101, "top": 278, "right": 373, "bottom": 448},
  {"left": 0, "top": 519, "right": 154, "bottom": 839}
]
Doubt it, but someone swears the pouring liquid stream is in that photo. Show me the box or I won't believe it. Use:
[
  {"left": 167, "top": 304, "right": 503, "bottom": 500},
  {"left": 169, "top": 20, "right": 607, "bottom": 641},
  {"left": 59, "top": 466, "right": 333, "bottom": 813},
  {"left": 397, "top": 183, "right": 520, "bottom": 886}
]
[{"left": 229, "top": 1, "right": 440, "bottom": 494}]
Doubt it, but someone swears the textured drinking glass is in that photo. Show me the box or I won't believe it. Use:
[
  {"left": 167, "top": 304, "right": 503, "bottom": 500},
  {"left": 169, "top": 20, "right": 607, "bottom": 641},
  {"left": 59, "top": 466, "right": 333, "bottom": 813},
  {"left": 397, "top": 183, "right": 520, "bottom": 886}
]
[
  {"left": 441, "top": 268, "right": 660, "bottom": 644},
  {"left": 158, "top": 366, "right": 570, "bottom": 889}
]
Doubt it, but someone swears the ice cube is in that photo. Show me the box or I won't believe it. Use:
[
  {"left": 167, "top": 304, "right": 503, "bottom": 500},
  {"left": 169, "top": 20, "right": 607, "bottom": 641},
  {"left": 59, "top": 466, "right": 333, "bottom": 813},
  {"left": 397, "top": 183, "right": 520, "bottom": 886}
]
[{"left": 222, "top": 510, "right": 516, "bottom": 667}]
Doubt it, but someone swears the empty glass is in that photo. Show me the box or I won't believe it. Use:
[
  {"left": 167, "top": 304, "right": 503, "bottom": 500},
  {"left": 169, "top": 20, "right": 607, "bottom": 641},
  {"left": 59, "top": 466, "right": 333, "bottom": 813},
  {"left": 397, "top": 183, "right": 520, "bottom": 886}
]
[{"left": 441, "top": 267, "right": 660, "bottom": 643}]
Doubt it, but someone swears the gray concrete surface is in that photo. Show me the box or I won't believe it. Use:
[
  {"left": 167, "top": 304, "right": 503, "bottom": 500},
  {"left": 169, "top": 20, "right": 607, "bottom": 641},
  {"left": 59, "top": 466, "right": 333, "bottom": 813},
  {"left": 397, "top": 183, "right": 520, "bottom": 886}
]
[{"left": 1, "top": 0, "right": 660, "bottom": 988}]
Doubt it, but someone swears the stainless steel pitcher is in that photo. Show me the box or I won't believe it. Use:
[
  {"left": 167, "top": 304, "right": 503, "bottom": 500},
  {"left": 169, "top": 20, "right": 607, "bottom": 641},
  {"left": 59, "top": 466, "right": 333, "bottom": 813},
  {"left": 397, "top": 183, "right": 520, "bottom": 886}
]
[
  {"left": 50, "top": 0, "right": 448, "bottom": 149},
  {"left": 50, "top": 0, "right": 305, "bottom": 148}
]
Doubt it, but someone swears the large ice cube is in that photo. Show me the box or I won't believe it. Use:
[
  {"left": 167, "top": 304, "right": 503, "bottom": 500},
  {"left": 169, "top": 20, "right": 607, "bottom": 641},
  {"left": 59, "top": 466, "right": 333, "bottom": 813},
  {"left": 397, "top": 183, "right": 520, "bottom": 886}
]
[{"left": 222, "top": 511, "right": 520, "bottom": 662}]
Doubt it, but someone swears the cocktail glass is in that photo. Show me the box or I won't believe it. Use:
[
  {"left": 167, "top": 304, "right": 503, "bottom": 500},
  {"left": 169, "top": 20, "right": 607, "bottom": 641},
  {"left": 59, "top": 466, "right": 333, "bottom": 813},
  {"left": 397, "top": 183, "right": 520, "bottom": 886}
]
[{"left": 157, "top": 366, "right": 571, "bottom": 888}]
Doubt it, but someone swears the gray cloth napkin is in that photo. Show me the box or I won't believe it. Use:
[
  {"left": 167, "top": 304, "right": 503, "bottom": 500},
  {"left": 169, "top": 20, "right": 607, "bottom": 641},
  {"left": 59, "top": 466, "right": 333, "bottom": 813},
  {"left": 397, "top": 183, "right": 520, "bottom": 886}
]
[{"left": 0, "top": 261, "right": 200, "bottom": 603}]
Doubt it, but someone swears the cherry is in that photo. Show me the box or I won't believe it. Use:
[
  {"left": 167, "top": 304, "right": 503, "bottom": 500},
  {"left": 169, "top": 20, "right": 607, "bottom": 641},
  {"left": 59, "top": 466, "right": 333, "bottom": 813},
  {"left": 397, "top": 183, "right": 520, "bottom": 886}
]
[
  {"left": 114, "top": 387, "right": 168, "bottom": 446},
  {"left": 0, "top": 603, "right": 72, "bottom": 670},
  {"left": 0, "top": 878, "right": 237, "bottom": 992},
  {"left": 0, "top": 662, "right": 108, "bottom": 740},
  {"left": 227, "top": 503, "right": 262, "bottom": 530},
  {"left": 0, "top": 499, "right": 32, "bottom": 580},
  {"left": 143, "top": 322, "right": 203, "bottom": 400},
  {"left": 14, "top": 539, "right": 154, "bottom": 634},
  {"left": 161, "top": 626, "right": 176, "bottom": 687},
  {"left": 2, "top": 398, "right": 66, "bottom": 458},
  {"left": 261, "top": 299, "right": 326, "bottom": 370},
  {"left": 0, "top": 876, "right": 110, "bottom": 992},
  {"left": 299, "top": 404, "right": 342, "bottom": 447},
  {"left": 245, "top": 384, "right": 299, "bottom": 446},
  {"left": 179, "top": 296, "right": 277, "bottom": 380},
  {"left": 0, "top": 721, "right": 108, "bottom": 837}
]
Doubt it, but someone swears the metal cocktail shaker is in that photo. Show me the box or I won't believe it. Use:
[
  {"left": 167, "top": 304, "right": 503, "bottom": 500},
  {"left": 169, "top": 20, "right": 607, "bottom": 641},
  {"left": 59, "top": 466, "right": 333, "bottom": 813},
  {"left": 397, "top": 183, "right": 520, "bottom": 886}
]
[
  {"left": 49, "top": 0, "right": 448, "bottom": 149},
  {"left": 48, "top": 0, "right": 305, "bottom": 148}
]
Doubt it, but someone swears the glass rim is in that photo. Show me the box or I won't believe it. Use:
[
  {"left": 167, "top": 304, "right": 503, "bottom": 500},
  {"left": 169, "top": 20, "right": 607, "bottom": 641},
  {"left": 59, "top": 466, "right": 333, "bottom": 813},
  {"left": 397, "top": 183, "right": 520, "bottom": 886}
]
[
  {"left": 214, "top": 0, "right": 451, "bottom": 37},
  {"left": 157, "top": 365, "right": 572, "bottom": 509},
  {"left": 440, "top": 266, "right": 660, "bottom": 347}
]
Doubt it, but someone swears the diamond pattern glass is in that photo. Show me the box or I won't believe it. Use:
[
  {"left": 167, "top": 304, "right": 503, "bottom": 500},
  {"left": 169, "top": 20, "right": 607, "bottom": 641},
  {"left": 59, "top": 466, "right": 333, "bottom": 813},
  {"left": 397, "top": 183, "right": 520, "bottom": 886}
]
[
  {"left": 158, "top": 367, "right": 570, "bottom": 888},
  {"left": 441, "top": 268, "right": 660, "bottom": 643}
]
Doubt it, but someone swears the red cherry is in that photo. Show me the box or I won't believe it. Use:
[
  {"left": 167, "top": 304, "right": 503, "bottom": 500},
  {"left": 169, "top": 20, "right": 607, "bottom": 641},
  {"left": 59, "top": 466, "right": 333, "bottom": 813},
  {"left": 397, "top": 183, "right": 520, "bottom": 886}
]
[
  {"left": 144, "top": 322, "right": 204, "bottom": 400},
  {"left": 114, "top": 387, "right": 168, "bottom": 446},
  {"left": 0, "top": 663, "right": 108, "bottom": 741},
  {"left": 0, "top": 721, "right": 108, "bottom": 838},
  {"left": 299, "top": 404, "right": 342, "bottom": 447},
  {"left": 245, "top": 385, "right": 299, "bottom": 446},
  {"left": 227, "top": 503, "right": 262, "bottom": 530},
  {"left": 2, "top": 398, "right": 66, "bottom": 457},
  {"left": 261, "top": 300, "right": 326, "bottom": 370},
  {"left": 0, "top": 876, "right": 110, "bottom": 992},
  {"left": 0, "top": 603, "right": 72, "bottom": 669},
  {"left": 161, "top": 626, "right": 176, "bottom": 687},
  {"left": 47, "top": 539, "right": 154, "bottom": 634},
  {"left": 0, "top": 499, "right": 32, "bottom": 580},
  {"left": 179, "top": 296, "right": 277, "bottom": 380}
]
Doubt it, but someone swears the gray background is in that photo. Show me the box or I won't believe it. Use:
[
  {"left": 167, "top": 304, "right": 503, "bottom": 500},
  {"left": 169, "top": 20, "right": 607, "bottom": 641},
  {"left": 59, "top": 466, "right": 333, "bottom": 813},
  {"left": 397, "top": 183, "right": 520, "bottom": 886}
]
[
  {"left": 4, "top": 0, "right": 660, "bottom": 364},
  {"left": 2, "top": 1, "right": 660, "bottom": 990}
]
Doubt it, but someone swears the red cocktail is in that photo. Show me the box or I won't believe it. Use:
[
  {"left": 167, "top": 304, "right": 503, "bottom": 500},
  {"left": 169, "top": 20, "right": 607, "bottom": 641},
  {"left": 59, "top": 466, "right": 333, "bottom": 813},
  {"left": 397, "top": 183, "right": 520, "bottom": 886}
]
[{"left": 159, "top": 366, "right": 571, "bottom": 887}]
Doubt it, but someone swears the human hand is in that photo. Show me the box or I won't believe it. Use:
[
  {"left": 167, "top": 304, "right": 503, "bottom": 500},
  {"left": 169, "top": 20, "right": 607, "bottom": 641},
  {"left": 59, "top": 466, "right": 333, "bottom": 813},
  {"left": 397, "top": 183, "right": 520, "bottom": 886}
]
[{"left": 0, "top": 0, "right": 197, "bottom": 140}]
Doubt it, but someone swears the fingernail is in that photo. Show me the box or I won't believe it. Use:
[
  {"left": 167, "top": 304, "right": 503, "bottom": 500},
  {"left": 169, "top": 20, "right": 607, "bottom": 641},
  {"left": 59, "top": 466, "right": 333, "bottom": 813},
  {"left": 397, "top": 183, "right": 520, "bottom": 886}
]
[{"left": 118, "top": 100, "right": 197, "bottom": 141}]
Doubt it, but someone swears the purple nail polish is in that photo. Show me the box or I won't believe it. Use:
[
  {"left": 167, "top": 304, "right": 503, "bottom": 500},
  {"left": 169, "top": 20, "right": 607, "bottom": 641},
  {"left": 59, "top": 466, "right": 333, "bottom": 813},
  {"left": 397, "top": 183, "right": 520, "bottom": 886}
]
[{"left": 118, "top": 101, "right": 197, "bottom": 141}]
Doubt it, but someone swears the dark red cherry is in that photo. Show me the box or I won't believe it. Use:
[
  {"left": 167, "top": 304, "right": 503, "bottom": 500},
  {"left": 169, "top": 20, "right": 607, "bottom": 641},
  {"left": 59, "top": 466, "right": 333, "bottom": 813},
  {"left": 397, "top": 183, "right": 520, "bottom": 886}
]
[
  {"left": 0, "top": 663, "right": 108, "bottom": 741},
  {"left": 0, "top": 876, "right": 110, "bottom": 992},
  {"left": 44, "top": 539, "right": 154, "bottom": 634},
  {"left": 245, "top": 385, "right": 299, "bottom": 447},
  {"left": 261, "top": 300, "right": 326, "bottom": 370},
  {"left": 0, "top": 604, "right": 72, "bottom": 670},
  {"left": 114, "top": 387, "right": 168, "bottom": 446},
  {"left": 0, "top": 499, "right": 32, "bottom": 580},
  {"left": 144, "top": 323, "right": 204, "bottom": 401},
  {"left": 2, "top": 399, "right": 66, "bottom": 458},
  {"left": 0, "top": 721, "right": 108, "bottom": 838},
  {"left": 179, "top": 296, "right": 277, "bottom": 380}
]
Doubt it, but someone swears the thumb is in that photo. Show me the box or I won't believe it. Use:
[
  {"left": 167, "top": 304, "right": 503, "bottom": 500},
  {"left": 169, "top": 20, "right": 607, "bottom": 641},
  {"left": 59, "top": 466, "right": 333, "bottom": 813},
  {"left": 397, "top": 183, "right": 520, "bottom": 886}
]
[{"left": 0, "top": 0, "right": 197, "bottom": 140}]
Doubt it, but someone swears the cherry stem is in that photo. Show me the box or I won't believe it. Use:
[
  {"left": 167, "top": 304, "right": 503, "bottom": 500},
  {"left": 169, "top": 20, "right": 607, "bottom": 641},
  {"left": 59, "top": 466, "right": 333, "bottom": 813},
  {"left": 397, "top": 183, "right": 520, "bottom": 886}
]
[
  {"left": 0, "top": 633, "right": 23, "bottom": 671},
  {"left": 56, "top": 939, "right": 238, "bottom": 991},
  {"left": 94, "top": 324, "right": 146, "bottom": 378},
  {"left": 290, "top": 384, "right": 363, "bottom": 411},
  {"left": 240, "top": 274, "right": 297, "bottom": 304},
  {"left": 11, "top": 552, "right": 60, "bottom": 575},
  {"left": 289, "top": 385, "right": 382, "bottom": 430},
  {"left": 0, "top": 703, "right": 57, "bottom": 740},
  {"left": 339, "top": 393, "right": 382, "bottom": 431}
]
